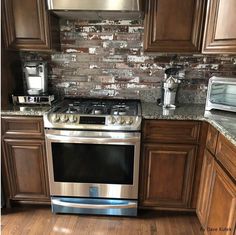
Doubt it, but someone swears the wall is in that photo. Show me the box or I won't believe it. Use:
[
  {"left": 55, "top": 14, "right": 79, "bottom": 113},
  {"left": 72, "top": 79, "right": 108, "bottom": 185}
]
[
  {"left": 1, "top": 44, "right": 23, "bottom": 108},
  {"left": 20, "top": 19, "right": 236, "bottom": 103}
]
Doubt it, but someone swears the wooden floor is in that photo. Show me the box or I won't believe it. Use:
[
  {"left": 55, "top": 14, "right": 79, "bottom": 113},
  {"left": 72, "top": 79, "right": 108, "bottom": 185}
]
[{"left": 1, "top": 206, "right": 203, "bottom": 235}]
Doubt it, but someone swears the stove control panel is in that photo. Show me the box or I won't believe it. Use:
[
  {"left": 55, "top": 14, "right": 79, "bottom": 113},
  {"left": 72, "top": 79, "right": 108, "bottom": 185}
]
[
  {"left": 47, "top": 113, "right": 141, "bottom": 130},
  {"left": 107, "top": 116, "right": 133, "bottom": 125}
]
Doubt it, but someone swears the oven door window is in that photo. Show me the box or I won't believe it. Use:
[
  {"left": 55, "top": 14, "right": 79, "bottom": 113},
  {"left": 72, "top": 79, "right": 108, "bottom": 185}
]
[{"left": 51, "top": 143, "right": 134, "bottom": 184}]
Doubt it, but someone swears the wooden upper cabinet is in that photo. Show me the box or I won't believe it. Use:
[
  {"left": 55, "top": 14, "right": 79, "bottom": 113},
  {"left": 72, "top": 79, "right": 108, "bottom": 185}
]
[
  {"left": 202, "top": 0, "right": 236, "bottom": 54},
  {"left": 144, "top": 0, "right": 206, "bottom": 52},
  {"left": 1, "top": 0, "right": 60, "bottom": 51}
]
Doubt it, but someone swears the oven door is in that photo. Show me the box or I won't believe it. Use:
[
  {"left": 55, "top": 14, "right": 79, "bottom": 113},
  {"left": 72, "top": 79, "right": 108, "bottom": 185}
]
[{"left": 45, "top": 129, "right": 141, "bottom": 200}]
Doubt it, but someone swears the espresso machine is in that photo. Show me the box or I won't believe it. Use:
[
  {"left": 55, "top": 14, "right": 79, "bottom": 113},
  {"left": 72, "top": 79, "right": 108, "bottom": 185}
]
[
  {"left": 24, "top": 61, "right": 48, "bottom": 95},
  {"left": 158, "top": 67, "right": 181, "bottom": 109},
  {"left": 12, "top": 61, "right": 55, "bottom": 105}
]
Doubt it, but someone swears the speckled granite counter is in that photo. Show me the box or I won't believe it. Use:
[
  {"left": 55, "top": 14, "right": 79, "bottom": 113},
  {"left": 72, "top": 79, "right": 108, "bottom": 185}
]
[
  {"left": 1, "top": 105, "right": 51, "bottom": 116},
  {"left": 1, "top": 102, "right": 236, "bottom": 146},
  {"left": 141, "top": 102, "right": 236, "bottom": 146}
]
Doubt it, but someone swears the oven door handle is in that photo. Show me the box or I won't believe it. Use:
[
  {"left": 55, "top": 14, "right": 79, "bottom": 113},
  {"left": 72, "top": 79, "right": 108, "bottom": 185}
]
[
  {"left": 45, "top": 134, "right": 140, "bottom": 144},
  {"left": 51, "top": 198, "right": 137, "bottom": 209}
]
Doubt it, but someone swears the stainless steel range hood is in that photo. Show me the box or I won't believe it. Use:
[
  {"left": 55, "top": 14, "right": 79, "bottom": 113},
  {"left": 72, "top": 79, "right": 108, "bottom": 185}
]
[{"left": 47, "top": 0, "right": 143, "bottom": 20}]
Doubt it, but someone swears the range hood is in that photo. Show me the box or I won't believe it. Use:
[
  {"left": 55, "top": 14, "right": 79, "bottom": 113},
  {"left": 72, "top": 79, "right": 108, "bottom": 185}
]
[{"left": 47, "top": 0, "right": 144, "bottom": 20}]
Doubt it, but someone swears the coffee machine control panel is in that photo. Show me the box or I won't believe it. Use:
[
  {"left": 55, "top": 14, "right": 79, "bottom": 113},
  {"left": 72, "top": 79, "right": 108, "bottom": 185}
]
[{"left": 12, "top": 94, "right": 55, "bottom": 105}]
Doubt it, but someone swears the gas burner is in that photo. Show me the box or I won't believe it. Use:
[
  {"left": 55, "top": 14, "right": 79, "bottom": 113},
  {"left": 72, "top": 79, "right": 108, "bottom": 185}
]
[
  {"left": 66, "top": 103, "right": 82, "bottom": 114},
  {"left": 90, "top": 105, "right": 107, "bottom": 115},
  {"left": 112, "top": 105, "right": 129, "bottom": 116}
]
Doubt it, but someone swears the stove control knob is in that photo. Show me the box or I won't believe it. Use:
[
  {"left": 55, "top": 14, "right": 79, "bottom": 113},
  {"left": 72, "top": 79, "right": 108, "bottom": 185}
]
[
  {"left": 60, "top": 115, "right": 69, "bottom": 123},
  {"left": 129, "top": 117, "right": 134, "bottom": 125},
  {"left": 69, "top": 115, "right": 77, "bottom": 123},
  {"left": 51, "top": 114, "right": 60, "bottom": 123},
  {"left": 107, "top": 116, "right": 116, "bottom": 124},
  {"left": 116, "top": 117, "right": 124, "bottom": 125},
  {"left": 125, "top": 117, "right": 133, "bottom": 125}
]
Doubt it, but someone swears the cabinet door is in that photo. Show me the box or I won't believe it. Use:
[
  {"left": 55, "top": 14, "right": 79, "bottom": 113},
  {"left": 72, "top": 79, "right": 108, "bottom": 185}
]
[
  {"left": 196, "top": 149, "right": 214, "bottom": 227},
  {"left": 216, "top": 134, "right": 236, "bottom": 180},
  {"left": 140, "top": 144, "right": 197, "bottom": 208},
  {"left": 2, "top": 139, "right": 50, "bottom": 201},
  {"left": 1, "top": 0, "right": 59, "bottom": 51},
  {"left": 206, "top": 162, "right": 236, "bottom": 235},
  {"left": 202, "top": 0, "right": 236, "bottom": 54},
  {"left": 206, "top": 125, "right": 219, "bottom": 155},
  {"left": 144, "top": 0, "right": 206, "bottom": 52}
]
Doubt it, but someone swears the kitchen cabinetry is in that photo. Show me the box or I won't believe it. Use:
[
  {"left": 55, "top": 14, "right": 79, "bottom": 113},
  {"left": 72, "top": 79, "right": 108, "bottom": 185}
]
[
  {"left": 196, "top": 149, "right": 214, "bottom": 227},
  {"left": 1, "top": 0, "right": 60, "bottom": 51},
  {"left": 202, "top": 0, "right": 236, "bottom": 54},
  {"left": 139, "top": 120, "right": 201, "bottom": 209},
  {"left": 206, "top": 162, "right": 236, "bottom": 235},
  {"left": 1, "top": 116, "right": 50, "bottom": 205},
  {"left": 206, "top": 124, "right": 219, "bottom": 155},
  {"left": 144, "top": 0, "right": 206, "bottom": 53},
  {"left": 197, "top": 125, "right": 236, "bottom": 234},
  {"left": 216, "top": 134, "right": 236, "bottom": 179}
]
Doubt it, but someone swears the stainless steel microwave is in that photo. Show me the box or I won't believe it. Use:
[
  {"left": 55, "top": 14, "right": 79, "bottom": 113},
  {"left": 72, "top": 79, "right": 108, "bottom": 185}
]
[{"left": 205, "top": 76, "right": 236, "bottom": 112}]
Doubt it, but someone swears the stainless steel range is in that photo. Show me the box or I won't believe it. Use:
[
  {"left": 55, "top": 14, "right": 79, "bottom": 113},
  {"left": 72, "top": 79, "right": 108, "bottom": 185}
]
[{"left": 44, "top": 98, "right": 142, "bottom": 216}]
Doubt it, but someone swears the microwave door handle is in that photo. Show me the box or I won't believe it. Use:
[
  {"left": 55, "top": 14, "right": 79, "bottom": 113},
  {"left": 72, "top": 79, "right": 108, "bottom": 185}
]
[{"left": 51, "top": 198, "right": 136, "bottom": 209}]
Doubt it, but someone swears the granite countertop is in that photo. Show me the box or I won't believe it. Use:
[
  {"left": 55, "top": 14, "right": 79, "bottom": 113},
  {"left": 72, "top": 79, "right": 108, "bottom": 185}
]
[
  {"left": 0, "top": 105, "right": 51, "bottom": 116},
  {"left": 141, "top": 102, "right": 236, "bottom": 146},
  {"left": 1, "top": 102, "right": 236, "bottom": 146}
]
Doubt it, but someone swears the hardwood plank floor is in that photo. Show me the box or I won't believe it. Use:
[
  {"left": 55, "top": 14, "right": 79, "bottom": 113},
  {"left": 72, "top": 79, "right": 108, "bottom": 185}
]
[{"left": 1, "top": 206, "right": 203, "bottom": 235}]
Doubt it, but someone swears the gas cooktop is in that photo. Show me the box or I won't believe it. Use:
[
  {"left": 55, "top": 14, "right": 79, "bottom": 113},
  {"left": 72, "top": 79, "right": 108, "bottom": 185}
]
[{"left": 44, "top": 98, "right": 142, "bottom": 131}]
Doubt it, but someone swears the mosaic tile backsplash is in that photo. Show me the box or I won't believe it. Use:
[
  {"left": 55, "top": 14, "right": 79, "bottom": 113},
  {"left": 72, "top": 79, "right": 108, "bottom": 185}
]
[{"left": 20, "top": 19, "right": 236, "bottom": 103}]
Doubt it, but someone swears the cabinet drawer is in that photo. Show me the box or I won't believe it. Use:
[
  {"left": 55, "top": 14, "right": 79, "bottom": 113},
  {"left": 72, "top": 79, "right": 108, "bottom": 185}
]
[
  {"left": 206, "top": 125, "right": 219, "bottom": 155},
  {"left": 143, "top": 120, "right": 200, "bottom": 144},
  {"left": 1, "top": 116, "right": 44, "bottom": 138},
  {"left": 216, "top": 134, "right": 236, "bottom": 180}
]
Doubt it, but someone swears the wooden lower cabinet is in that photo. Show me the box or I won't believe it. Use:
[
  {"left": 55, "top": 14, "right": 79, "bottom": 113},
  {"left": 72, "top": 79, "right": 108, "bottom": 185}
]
[
  {"left": 140, "top": 143, "right": 197, "bottom": 208},
  {"left": 206, "top": 163, "right": 236, "bottom": 235},
  {"left": 197, "top": 150, "right": 236, "bottom": 234},
  {"left": 196, "top": 149, "right": 214, "bottom": 227},
  {"left": 2, "top": 138, "right": 50, "bottom": 202}
]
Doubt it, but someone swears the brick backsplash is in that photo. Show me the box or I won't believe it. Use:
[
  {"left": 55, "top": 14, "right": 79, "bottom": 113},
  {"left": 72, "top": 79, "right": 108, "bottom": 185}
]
[{"left": 20, "top": 19, "right": 236, "bottom": 103}]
